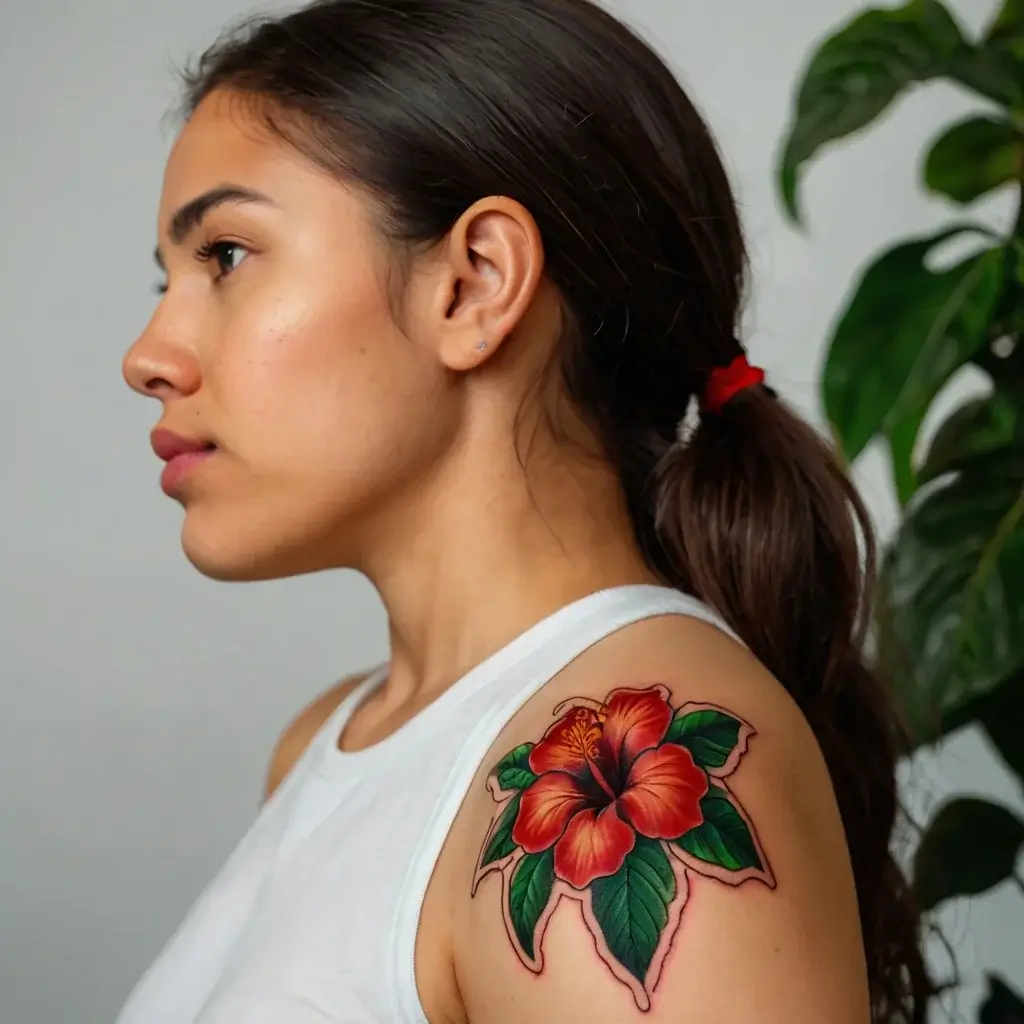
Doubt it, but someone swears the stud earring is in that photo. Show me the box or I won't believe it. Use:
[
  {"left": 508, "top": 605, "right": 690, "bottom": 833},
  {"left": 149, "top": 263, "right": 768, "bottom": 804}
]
[{"left": 475, "top": 340, "right": 488, "bottom": 352}]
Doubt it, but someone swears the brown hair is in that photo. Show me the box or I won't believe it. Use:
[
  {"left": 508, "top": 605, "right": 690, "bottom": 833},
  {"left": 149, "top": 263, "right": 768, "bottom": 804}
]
[{"left": 179, "top": 0, "right": 930, "bottom": 1016}]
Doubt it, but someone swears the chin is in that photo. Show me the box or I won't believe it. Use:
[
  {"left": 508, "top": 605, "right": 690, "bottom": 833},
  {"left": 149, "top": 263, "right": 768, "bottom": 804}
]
[{"left": 179, "top": 507, "right": 343, "bottom": 583}]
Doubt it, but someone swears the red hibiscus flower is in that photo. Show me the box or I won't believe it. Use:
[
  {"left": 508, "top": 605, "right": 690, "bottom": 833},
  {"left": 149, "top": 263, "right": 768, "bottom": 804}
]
[{"left": 511, "top": 686, "right": 709, "bottom": 889}]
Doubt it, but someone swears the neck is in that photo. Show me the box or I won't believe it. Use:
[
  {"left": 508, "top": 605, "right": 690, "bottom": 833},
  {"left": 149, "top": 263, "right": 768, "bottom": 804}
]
[{"left": 354, "top": 428, "right": 660, "bottom": 710}]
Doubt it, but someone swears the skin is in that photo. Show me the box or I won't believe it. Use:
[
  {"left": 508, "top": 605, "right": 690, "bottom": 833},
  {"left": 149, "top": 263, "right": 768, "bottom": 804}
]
[{"left": 126, "top": 89, "right": 871, "bottom": 1021}]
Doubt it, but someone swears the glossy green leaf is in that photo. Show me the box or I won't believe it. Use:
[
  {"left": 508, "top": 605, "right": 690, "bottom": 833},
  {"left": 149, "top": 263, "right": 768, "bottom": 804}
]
[
  {"left": 920, "top": 392, "right": 1021, "bottom": 483},
  {"left": 878, "top": 237, "right": 1006, "bottom": 502},
  {"left": 778, "top": 0, "right": 966, "bottom": 222},
  {"left": 664, "top": 709, "right": 742, "bottom": 769},
  {"left": 674, "top": 787, "right": 762, "bottom": 872},
  {"left": 824, "top": 229, "right": 1004, "bottom": 467},
  {"left": 493, "top": 742, "right": 537, "bottom": 792},
  {"left": 879, "top": 453, "right": 1024, "bottom": 740},
  {"left": 508, "top": 847, "right": 555, "bottom": 959},
  {"left": 480, "top": 792, "right": 521, "bottom": 866},
  {"left": 924, "top": 116, "right": 1024, "bottom": 204},
  {"left": 913, "top": 797, "right": 1024, "bottom": 911},
  {"left": 980, "top": 972, "right": 1024, "bottom": 1024},
  {"left": 590, "top": 836, "right": 675, "bottom": 985}
]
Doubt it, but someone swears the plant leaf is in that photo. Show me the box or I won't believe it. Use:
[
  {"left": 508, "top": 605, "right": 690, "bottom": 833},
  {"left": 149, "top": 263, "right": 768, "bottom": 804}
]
[
  {"left": 879, "top": 244, "right": 1005, "bottom": 500},
  {"left": 980, "top": 972, "right": 1024, "bottom": 1024},
  {"left": 945, "top": 45, "right": 1024, "bottom": 107},
  {"left": 987, "top": 0, "right": 1024, "bottom": 42},
  {"left": 493, "top": 742, "right": 538, "bottom": 792},
  {"left": 481, "top": 792, "right": 522, "bottom": 866},
  {"left": 920, "top": 392, "right": 1021, "bottom": 483},
  {"left": 508, "top": 847, "right": 555, "bottom": 959},
  {"left": 913, "top": 797, "right": 1024, "bottom": 911},
  {"left": 924, "top": 116, "right": 1024, "bottom": 204},
  {"left": 664, "top": 709, "right": 743, "bottom": 769},
  {"left": 887, "top": 412, "right": 924, "bottom": 508},
  {"left": 879, "top": 452, "right": 1024, "bottom": 740},
  {"left": 933, "top": 672, "right": 1024, "bottom": 773},
  {"left": 778, "top": 0, "right": 966, "bottom": 222},
  {"left": 674, "top": 787, "right": 762, "bottom": 872},
  {"left": 823, "top": 228, "right": 1003, "bottom": 466},
  {"left": 948, "top": 0, "right": 1024, "bottom": 101},
  {"left": 976, "top": 673, "right": 1024, "bottom": 780},
  {"left": 985, "top": 0, "right": 1024, "bottom": 62},
  {"left": 590, "top": 836, "right": 676, "bottom": 986}
]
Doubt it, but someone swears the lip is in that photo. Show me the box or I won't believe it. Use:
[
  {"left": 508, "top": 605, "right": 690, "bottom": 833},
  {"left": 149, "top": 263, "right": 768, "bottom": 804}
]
[
  {"left": 151, "top": 428, "right": 217, "bottom": 495},
  {"left": 151, "top": 428, "right": 213, "bottom": 461}
]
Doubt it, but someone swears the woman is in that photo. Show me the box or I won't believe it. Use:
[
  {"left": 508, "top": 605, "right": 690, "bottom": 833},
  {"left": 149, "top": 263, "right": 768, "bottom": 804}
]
[{"left": 118, "top": 0, "right": 929, "bottom": 1021}]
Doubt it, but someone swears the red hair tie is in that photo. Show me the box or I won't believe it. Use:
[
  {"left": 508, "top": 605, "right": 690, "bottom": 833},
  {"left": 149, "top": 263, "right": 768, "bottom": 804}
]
[{"left": 702, "top": 354, "right": 765, "bottom": 414}]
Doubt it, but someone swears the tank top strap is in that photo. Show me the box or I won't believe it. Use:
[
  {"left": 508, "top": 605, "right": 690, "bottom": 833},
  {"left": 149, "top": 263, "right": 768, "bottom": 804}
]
[{"left": 388, "top": 583, "right": 742, "bottom": 1022}]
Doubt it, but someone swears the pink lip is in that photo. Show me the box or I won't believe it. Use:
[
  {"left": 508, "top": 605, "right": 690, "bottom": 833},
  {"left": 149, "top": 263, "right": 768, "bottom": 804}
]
[
  {"left": 150, "top": 428, "right": 216, "bottom": 495},
  {"left": 160, "top": 449, "right": 215, "bottom": 495}
]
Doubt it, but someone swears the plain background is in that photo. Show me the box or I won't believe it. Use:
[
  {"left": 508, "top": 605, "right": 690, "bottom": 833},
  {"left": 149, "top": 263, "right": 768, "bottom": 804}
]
[{"left": 1, "top": 0, "right": 1021, "bottom": 1020}]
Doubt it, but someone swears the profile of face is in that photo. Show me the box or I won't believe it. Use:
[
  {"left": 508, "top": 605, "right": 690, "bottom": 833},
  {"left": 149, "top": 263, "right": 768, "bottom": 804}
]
[{"left": 124, "top": 90, "right": 550, "bottom": 582}]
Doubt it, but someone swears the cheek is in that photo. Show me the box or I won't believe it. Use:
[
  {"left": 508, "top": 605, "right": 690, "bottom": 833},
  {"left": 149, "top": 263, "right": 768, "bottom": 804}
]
[{"left": 209, "top": 279, "right": 446, "bottom": 493}]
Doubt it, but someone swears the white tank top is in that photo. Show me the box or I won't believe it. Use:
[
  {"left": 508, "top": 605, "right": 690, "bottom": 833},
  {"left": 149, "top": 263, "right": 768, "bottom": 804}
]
[{"left": 116, "top": 584, "right": 738, "bottom": 1024}]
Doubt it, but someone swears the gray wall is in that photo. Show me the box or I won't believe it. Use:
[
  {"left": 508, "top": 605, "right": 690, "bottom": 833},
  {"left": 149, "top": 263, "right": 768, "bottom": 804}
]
[{"left": 1, "top": 0, "right": 1020, "bottom": 1020}]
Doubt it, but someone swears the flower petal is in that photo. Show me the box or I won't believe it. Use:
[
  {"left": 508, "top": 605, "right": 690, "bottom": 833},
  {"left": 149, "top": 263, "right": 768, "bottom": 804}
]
[
  {"left": 600, "top": 687, "right": 673, "bottom": 775},
  {"left": 554, "top": 804, "right": 636, "bottom": 889},
  {"left": 512, "top": 771, "right": 594, "bottom": 853},
  {"left": 528, "top": 706, "right": 602, "bottom": 778},
  {"left": 617, "top": 743, "right": 708, "bottom": 840}
]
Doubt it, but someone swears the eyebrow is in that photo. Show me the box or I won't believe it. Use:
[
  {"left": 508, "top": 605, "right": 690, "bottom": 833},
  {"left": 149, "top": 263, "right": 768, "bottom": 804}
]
[{"left": 153, "top": 185, "right": 276, "bottom": 269}]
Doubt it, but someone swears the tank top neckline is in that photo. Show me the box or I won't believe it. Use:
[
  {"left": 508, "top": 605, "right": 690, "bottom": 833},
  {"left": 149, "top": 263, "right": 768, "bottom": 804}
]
[{"left": 316, "top": 583, "right": 688, "bottom": 774}]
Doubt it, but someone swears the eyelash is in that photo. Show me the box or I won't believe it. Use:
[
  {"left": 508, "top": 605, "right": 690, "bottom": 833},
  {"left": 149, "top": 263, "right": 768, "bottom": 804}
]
[{"left": 154, "top": 240, "right": 249, "bottom": 295}]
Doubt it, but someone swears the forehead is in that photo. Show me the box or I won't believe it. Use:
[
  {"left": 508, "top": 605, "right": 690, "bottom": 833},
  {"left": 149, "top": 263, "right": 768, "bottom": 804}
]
[{"left": 159, "top": 89, "right": 356, "bottom": 231}]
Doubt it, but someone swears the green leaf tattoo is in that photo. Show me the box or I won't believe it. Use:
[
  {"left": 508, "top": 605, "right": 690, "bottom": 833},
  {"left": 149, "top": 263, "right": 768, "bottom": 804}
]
[
  {"left": 664, "top": 708, "right": 742, "bottom": 769},
  {"left": 509, "top": 848, "right": 555, "bottom": 959},
  {"left": 472, "top": 685, "right": 775, "bottom": 1012},
  {"left": 590, "top": 837, "right": 676, "bottom": 986},
  {"left": 480, "top": 792, "right": 522, "bottom": 866},
  {"left": 675, "top": 787, "right": 763, "bottom": 872},
  {"left": 493, "top": 742, "right": 538, "bottom": 792}
]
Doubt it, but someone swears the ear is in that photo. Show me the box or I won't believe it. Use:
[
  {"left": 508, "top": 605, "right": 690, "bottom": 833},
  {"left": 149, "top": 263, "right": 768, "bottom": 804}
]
[{"left": 431, "top": 197, "right": 546, "bottom": 372}]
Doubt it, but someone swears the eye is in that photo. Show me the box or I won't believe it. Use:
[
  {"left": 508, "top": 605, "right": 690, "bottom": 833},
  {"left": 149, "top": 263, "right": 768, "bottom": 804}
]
[
  {"left": 150, "top": 240, "right": 251, "bottom": 296},
  {"left": 195, "top": 239, "right": 250, "bottom": 282}
]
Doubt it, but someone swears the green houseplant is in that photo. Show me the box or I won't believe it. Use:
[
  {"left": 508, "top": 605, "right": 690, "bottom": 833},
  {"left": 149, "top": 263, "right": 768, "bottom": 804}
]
[{"left": 777, "top": 0, "right": 1024, "bottom": 1017}]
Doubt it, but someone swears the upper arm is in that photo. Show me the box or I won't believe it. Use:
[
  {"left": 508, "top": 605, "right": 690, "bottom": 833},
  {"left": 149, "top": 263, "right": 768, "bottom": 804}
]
[
  {"left": 454, "top": 620, "right": 870, "bottom": 1022},
  {"left": 262, "top": 674, "right": 365, "bottom": 801}
]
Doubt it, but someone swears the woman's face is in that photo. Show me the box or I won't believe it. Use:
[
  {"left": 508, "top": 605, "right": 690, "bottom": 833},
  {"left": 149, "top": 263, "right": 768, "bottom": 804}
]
[{"left": 124, "top": 90, "right": 462, "bottom": 581}]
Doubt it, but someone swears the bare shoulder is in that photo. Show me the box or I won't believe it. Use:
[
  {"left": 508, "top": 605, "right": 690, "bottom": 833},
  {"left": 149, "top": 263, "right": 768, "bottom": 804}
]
[
  {"left": 263, "top": 672, "right": 369, "bottom": 801},
  {"left": 451, "top": 613, "right": 870, "bottom": 1022}
]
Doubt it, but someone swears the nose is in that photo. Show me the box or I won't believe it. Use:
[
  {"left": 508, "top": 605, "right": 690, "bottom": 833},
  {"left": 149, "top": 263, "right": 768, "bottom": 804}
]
[{"left": 123, "top": 312, "right": 201, "bottom": 400}]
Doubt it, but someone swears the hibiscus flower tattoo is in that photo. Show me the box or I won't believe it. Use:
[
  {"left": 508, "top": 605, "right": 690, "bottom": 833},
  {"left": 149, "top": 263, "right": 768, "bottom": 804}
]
[{"left": 471, "top": 685, "right": 775, "bottom": 1011}]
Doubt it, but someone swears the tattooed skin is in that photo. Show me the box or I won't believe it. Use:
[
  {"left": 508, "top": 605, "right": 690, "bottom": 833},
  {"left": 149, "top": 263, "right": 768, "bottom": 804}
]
[{"left": 471, "top": 685, "right": 775, "bottom": 1011}]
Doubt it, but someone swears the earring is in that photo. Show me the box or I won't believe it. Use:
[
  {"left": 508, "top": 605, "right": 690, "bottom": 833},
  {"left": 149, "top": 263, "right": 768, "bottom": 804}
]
[{"left": 475, "top": 340, "right": 488, "bottom": 352}]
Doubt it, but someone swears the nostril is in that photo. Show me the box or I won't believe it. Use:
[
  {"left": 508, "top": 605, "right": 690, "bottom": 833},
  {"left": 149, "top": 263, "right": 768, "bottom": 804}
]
[{"left": 144, "top": 375, "right": 174, "bottom": 395}]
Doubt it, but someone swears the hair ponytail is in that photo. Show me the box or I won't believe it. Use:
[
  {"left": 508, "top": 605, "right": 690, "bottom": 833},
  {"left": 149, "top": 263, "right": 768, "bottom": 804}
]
[{"left": 647, "top": 378, "right": 931, "bottom": 1020}]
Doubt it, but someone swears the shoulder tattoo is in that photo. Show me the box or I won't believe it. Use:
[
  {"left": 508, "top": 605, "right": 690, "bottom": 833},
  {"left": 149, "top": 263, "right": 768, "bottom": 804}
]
[{"left": 471, "top": 684, "right": 775, "bottom": 1011}]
